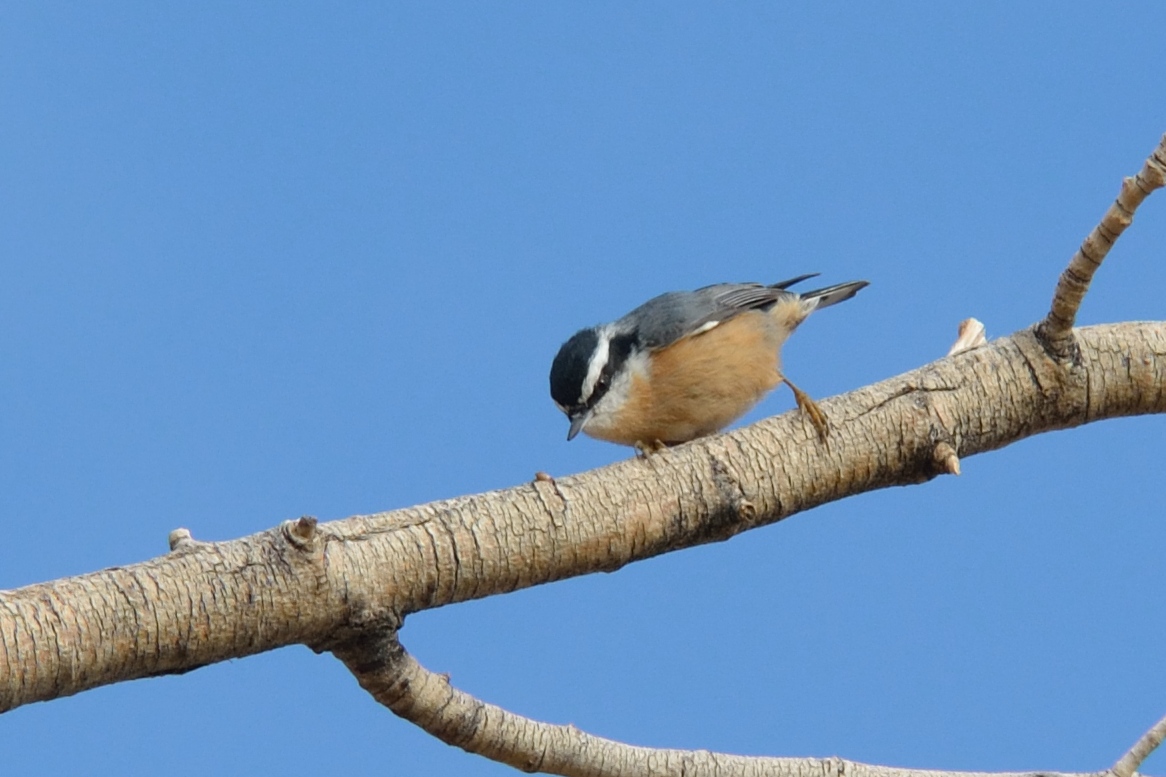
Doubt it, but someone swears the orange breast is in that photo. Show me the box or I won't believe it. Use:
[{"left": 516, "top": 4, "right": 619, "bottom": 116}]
[{"left": 598, "top": 311, "right": 784, "bottom": 445}]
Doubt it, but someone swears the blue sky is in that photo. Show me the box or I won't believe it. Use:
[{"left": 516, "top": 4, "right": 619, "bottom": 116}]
[{"left": 2, "top": 4, "right": 1165, "bottom": 775}]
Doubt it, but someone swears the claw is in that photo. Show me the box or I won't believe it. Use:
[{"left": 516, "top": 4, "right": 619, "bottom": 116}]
[
  {"left": 783, "top": 377, "right": 829, "bottom": 442},
  {"left": 634, "top": 439, "right": 669, "bottom": 458}
]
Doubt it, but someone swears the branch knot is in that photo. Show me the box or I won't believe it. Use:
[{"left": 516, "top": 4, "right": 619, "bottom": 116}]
[{"left": 282, "top": 516, "right": 319, "bottom": 551}]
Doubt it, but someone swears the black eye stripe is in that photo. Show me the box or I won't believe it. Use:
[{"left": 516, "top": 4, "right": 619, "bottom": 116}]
[
  {"left": 551, "top": 329, "right": 640, "bottom": 415},
  {"left": 579, "top": 332, "right": 636, "bottom": 410},
  {"left": 550, "top": 328, "right": 602, "bottom": 412}
]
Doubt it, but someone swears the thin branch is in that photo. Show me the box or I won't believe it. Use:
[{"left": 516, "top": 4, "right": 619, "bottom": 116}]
[
  {"left": 1, "top": 134, "right": 1163, "bottom": 777},
  {"left": 1111, "top": 712, "right": 1166, "bottom": 777},
  {"left": 1038, "top": 134, "right": 1166, "bottom": 359},
  {"left": 336, "top": 631, "right": 1082, "bottom": 777}
]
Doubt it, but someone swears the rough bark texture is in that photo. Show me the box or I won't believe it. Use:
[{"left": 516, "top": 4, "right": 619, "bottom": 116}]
[
  {"left": 5, "top": 132, "right": 1165, "bottom": 777},
  {"left": 3, "top": 322, "right": 1164, "bottom": 716},
  {"left": 1037, "top": 136, "right": 1166, "bottom": 359},
  {"left": 334, "top": 630, "right": 1115, "bottom": 777}
]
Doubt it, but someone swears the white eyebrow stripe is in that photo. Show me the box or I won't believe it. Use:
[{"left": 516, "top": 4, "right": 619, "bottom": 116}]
[{"left": 580, "top": 329, "right": 611, "bottom": 404}]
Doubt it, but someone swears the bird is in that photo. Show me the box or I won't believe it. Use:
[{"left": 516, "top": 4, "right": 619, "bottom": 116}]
[{"left": 549, "top": 274, "right": 868, "bottom": 450}]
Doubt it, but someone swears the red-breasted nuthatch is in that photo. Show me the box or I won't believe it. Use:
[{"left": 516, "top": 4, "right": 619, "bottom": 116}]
[{"left": 549, "top": 274, "right": 868, "bottom": 448}]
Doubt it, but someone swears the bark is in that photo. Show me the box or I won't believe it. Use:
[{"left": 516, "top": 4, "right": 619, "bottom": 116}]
[
  {"left": 2, "top": 134, "right": 1164, "bottom": 777},
  {"left": 1037, "top": 137, "right": 1166, "bottom": 359},
  {"left": 333, "top": 631, "right": 1165, "bottom": 777},
  {"left": 2, "top": 322, "right": 1163, "bottom": 714}
]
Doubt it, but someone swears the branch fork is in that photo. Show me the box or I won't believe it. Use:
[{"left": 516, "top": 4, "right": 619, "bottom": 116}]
[
  {"left": 332, "top": 131, "right": 1166, "bottom": 775},
  {"left": 1037, "top": 134, "right": 1166, "bottom": 360},
  {"left": 4, "top": 134, "right": 1166, "bottom": 777}
]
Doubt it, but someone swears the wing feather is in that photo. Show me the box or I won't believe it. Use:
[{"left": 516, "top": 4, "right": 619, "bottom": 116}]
[{"left": 620, "top": 276, "right": 816, "bottom": 351}]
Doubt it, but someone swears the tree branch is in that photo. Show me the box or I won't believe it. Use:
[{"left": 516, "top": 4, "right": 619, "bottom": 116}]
[
  {"left": 335, "top": 630, "right": 1114, "bottom": 777},
  {"left": 1037, "top": 133, "right": 1166, "bottom": 359},
  {"left": 2, "top": 133, "right": 1165, "bottom": 776},
  {"left": 2, "top": 322, "right": 1164, "bottom": 714},
  {"left": 1112, "top": 712, "right": 1166, "bottom": 777}
]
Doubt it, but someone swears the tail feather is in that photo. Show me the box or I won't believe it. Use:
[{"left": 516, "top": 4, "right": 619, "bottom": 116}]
[
  {"left": 770, "top": 273, "right": 820, "bottom": 290},
  {"left": 800, "top": 280, "right": 869, "bottom": 311}
]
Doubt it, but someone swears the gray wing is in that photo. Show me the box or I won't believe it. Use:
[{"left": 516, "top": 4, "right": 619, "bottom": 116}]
[{"left": 618, "top": 278, "right": 811, "bottom": 350}]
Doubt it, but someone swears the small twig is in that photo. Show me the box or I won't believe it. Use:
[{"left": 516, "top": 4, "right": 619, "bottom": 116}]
[
  {"left": 168, "top": 528, "right": 194, "bottom": 550},
  {"left": 1038, "top": 133, "right": 1166, "bottom": 359},
  {"left": 282, "top": 515, "right": 319, "bottom": 549},
  {"left": 933, "top": 441, "right": 961, "bottom": 475},
  {"left": 948, "top": 318, "right": 987, "bottom": 356},
  {"left": 1111, "top": 711, "right": 1166, "bottom": 777},
  {"left": 167, "top": 528, "right": 208, "bottom": 551}
]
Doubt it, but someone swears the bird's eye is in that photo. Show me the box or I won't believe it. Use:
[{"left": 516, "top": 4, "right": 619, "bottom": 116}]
[{"left": 596, "top": 375, "right": 609, "bottom": 390}]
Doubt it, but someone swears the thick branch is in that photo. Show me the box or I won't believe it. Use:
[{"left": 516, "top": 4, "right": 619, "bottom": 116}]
[
  {"left": 1037, "top": 134, "right": 1166, "bottom": 358},
  {"left": 1, "top": 322, "right": 1163, "bottom": 713}
]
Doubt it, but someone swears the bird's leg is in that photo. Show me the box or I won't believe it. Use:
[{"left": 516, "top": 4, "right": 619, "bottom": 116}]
[{"left": 782, "top": 376, "right": 829, "bottom": 441}]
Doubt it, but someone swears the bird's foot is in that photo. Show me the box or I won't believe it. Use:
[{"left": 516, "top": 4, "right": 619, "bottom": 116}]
[
  {"left": 784, "top": 377, "right": 829, "bottom": 442},
  {"left": 634, "top": 439, "right": 669, "bottom": 458}
]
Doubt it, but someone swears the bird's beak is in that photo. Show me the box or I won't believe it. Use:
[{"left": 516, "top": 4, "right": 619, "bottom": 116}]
[{"left": 567, "top": 411, "right": 589, "bottom": 441}]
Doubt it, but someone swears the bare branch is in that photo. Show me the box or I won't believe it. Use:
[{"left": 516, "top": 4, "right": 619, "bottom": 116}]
[
  {"left": 2, "top": 322, "right": 1163, "bottom": 714},
  {"left": 1038, "top": 134, "right": 1166, "bottom": 359},
  {"left": 2, "top": 132, "right": 1165, "bottom": 768},
  {"left": 337, "top": 631, "right": 1090, "bottom": 777},
  {"left": 1111, "top": 712, "right": 1166, "bottom": 777}
]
